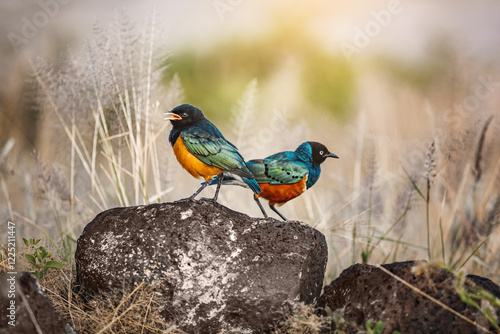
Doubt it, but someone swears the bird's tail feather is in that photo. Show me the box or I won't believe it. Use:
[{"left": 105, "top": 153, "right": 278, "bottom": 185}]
[
  {"left": 242, "top": 177, "right": 261, "bottom": 194},
  {"left": 204, "top": 175, "right": 261, "bottom": 194}
]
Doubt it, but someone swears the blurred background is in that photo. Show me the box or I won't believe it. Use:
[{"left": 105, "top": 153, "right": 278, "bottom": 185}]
[{"left": 1, "top": 0, "right": 500, "bottom": 282}]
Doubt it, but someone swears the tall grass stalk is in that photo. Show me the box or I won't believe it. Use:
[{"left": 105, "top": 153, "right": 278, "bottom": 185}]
[
  {"left": 457, "top": 237, "right": 489, "bottom": 271},
  {"left": 363, "top": 174, "right": 374, "bottom": 264},
  {"left": 0, "top": 178, "right": 13, "bottom": 220},
  {"left": 352, "top": 112, "right": 365, "bottom": 264},
  {"left": 426, "top": 176, "right": 431, "bottom": 260},
  {"left": 425, "top": 140, "right": 436, "bottom": 261},
  {"left": 439, "top": 218, "right": 445, "bottom": 263}
]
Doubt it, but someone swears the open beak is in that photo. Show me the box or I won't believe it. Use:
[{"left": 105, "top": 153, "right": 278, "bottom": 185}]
[
  {"left": 163, "top": 112, "right": 182, "bottom": 121},
  {"left": 326, "top": 152, "right": 339, "bottom": 159}
]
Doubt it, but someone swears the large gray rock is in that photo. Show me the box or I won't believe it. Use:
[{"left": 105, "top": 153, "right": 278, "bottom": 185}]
[
  {"left": 0, "top": 272, "right": 75, "bottom": 334},
  {"left": 76, "top": 199, "right": 327, "bottom": 333},
  {"left": 318, "top": 261, "right": 500, "bottom": 333}
]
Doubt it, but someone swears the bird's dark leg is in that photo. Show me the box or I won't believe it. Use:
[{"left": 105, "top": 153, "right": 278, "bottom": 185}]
[
  {"left": 270, "top": 204, "right": 288, "bottom": 221},
  {"left": 188, "top": 181, "right": 210, "bottom": 200},
  {"left": 253, "top": 194, "right": 268, "bottom": 218},
  {"left": 212, "top": 174, "right": 224, "bottom": 202}
]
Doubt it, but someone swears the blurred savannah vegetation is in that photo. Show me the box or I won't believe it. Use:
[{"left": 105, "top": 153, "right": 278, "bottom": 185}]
[
  {"left": 162, "top": 24, "right": 356, "bottom": 121},
  {"left": 0, "top": 1, "right": 499, "bottom": 332}
]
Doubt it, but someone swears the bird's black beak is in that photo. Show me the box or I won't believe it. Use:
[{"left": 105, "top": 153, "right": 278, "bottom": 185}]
[
  {"left": 164, "top": 112, "right": 182, "bottom": 121},
  {"left": 326, "top": 152, "right": 339, "bottom": 159}
]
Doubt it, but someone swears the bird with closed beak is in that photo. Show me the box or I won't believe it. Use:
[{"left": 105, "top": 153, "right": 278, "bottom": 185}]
[{"left": 208, "top": 141, "right": 338, "bottom": 220}]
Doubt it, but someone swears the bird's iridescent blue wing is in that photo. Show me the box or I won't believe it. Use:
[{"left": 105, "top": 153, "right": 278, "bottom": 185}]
[{"left": 247, "top": 158, "right": 309, "bottom": 185}]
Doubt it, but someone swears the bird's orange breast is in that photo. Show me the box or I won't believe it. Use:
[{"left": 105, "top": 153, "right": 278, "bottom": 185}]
[
  {"left": 255, "top": 176, "right": 308, "bottom": 206},
  {"left": 173, "top": 136, "right": 223, "bottom": 181}
]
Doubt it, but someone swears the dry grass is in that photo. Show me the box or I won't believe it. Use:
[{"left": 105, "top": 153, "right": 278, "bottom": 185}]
[
  {"left": 41, "top": 270, "right": 332, "bottom": 334},
  {"left": 41, "top": 272, "right": 187, "bottom": 334},
  {"left": 273, "top": 303, "right": 332, "bottom": 334}
]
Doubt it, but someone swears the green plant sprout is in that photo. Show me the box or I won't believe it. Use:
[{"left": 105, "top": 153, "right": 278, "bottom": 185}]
[
  {"left": 327, "top": 307, "right": 347, "bottom": 334},
  {"left": 455, "top": 270, "right": 500, "bottom": 330},
  {"left": 365, "top": 320, "right": 385, "bottom": 334},
  {"left": 23, "top": 238, "right": 63, "bottom": 279}
]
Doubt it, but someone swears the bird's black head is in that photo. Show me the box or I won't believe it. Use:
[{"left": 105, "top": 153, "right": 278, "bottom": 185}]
[
  {"left": 308, "top": 141, "right": 339, "bottom": 165},
  {"left": 164, "top": 104, "right": 206, "bottom": 128}
]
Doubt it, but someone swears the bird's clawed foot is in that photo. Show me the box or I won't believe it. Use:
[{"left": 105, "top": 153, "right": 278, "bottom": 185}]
[
  {"left": 186, "top": 194, "right": 198, "bottom": 201},
  {"left": 188, "top": 181, "right": 211, "bottom": 201}
]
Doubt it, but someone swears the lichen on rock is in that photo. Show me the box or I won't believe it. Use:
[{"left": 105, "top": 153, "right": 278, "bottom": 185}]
[{"left": 76, "top": 199, "right": 328, "bottom": 333}]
